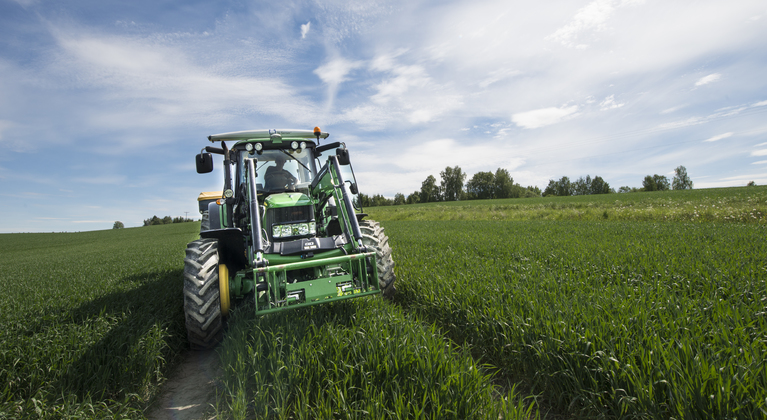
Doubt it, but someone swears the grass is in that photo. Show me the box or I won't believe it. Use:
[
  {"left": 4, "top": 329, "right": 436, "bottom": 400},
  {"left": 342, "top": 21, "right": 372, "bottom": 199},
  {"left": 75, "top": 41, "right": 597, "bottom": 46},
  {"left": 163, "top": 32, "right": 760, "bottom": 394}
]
[
  {"left": 384, "top": 220, "right": 767, "bottom": 418},
  {"left": 365, "top": 186, "right": 767, "bottom": 224},
  {"left": 216, "top": 299, "right": 537, "bottom": 419},
  {"left": 0, "top": 223, "right": 198, "bottom": 418}
]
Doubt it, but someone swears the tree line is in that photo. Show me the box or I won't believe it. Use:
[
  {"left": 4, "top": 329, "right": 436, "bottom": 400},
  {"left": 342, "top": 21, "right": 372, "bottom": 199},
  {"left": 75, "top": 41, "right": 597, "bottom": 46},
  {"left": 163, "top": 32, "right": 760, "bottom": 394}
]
[
  {"left": 358, "top": 165, "right": 694, "bottom": 206},
  {"left": 142, "top": 216, "right": 195, "bottom": 226},
  {"left": 359, "top": 166, "right": 542, "bottom": 207}
]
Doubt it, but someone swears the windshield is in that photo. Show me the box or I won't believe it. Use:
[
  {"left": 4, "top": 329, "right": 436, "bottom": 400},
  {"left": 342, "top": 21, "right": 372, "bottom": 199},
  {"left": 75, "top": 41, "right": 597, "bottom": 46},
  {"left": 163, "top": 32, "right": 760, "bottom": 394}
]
[{"left": 239, "top": 148, "right": 316, "bottom": 193}]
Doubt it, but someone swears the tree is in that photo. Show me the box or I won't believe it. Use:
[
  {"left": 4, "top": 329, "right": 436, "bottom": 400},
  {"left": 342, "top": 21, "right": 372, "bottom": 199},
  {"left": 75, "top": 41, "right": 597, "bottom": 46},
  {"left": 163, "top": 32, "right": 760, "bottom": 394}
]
[
  {"left": 494, "top": 168, "right": 514, "bottom": 199},
  {"left": 393, "top": 193, "right": 406, "bottom": 205},
  {"left": 543, "top": 176, "right": 572, "bottom": 196},
  {"left": 143, "top": 215, "right": 162, "bottom": 226},
  {"left": 406, "top": 191, "right": 420, "bottom": 204},
  {"left": 526, "top": 186, "right": 542, "bottom": 197},
  {"left": 642, "top": 175, "right": 657, "bottom": 191},
  {"left": 440, "top": 166, "right": 466, "bottom": 201},
  {"left": 370, "top": 194, "right": 392, "bottom": 206},
  {"left": 618, "top": 186, "right": 638, "bottom": 193},
  {"left": 466, "top": 171, "right": 495, "bottom": 200},
  {"left": 420, "top": 175, "right": 440, "bottom": 203},
  {"left": 543, "top": 180, "right": 557, "bottom": 196},
  {"left": 653, "top": 174, "right": 670, "bottom": 191},
  {"left": 590, "top": 176, "right": 611, "bottom": 194},
  {"left": 572, "top": 175, "right": 591, "bottom": 196},
  {"left": 357, "top": 193, "right": 371, "bottom": 207},
  {"left": 672, "top": 165, "right": 693, "bottom": 190},
  {"left": 747, "top": 180, "right": 757, "bottom": 187},
  {"left": 113, "top": 221, "right": 124, "bottom": 229}
]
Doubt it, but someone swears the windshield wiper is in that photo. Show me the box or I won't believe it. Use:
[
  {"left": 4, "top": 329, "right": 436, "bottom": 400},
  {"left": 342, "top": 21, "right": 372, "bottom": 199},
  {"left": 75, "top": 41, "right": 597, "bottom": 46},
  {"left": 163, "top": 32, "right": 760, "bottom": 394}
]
[{"left": 280, "top": 150, "right": 311, "bottom": 172}]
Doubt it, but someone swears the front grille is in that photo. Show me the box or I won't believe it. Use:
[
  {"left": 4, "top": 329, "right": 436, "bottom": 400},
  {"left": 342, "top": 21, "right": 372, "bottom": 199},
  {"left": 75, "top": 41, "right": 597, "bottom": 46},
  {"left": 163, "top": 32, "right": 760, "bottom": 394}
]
[{"left": 265, "top": 205, "right": 314, "bottom": 241}]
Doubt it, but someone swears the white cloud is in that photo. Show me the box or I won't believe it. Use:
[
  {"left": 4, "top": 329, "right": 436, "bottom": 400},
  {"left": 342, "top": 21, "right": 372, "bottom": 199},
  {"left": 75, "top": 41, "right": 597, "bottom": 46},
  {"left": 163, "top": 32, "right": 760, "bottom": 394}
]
[
  {"left": 751, "top": 149, "right": 767, "bottom": 157},
  {"left": 478, "top": 68, "right": 521, "bottom": 88},
  {"left": 336, "top": 51, "right": 463, "bottom": 128},
  {"left": 512, "top": 105, "right": 579, "bottom": 129},
  {"left": 48, "top": 31, "right": 319, "bottom": 134},
  {"left": 695, "top": 73, "right": 721, "bottom": 86},
  {"left": 547, "top": 0, "right": 616, "bottom": 48},
  {"left": 703, "top": 132, "right": 733, "bottom": 142},
  {"left": 753, "top": 100, "right": 767, "bottom": 107},
  {"left": 752, "top": 160, "right": 767, "bottom": 165},
  {"left": 314, "top": 57, "right": 363, "bottom": 86},
  {"left": 301, "top": 22, "right": 311, "bottom": 39},
  {"left": 599, "top": 94, "right": 624, "bottom": 110},
  {"left": 660, "top": 105, "right": 687, "bottom": 114},
  {"left": 546, "top": 0, "right": 644, "bottom": 48}
]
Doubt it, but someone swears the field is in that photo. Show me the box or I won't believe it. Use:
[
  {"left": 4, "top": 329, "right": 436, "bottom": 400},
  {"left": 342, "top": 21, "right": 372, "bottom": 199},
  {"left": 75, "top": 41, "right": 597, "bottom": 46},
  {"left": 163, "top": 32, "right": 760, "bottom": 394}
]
[
  {"left": 365, "top": 186, "right": 767, "bottom": 224},
  {"left": 1, "top": 186, "right": 765, "bottom": 419},
  {"left": 0, "top": 224, "right": 197, "bottom": 418}
]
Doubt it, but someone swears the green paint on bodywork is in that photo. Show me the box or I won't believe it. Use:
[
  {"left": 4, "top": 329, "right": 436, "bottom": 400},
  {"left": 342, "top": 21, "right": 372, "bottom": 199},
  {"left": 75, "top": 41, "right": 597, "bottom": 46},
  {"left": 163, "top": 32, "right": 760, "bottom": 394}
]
[{"left": 265, "top": 192, "right": 313, "bottom": 208}]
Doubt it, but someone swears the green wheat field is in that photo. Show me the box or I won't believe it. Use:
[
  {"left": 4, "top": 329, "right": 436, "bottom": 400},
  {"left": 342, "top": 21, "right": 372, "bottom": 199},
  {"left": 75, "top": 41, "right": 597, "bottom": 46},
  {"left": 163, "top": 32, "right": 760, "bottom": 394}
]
[{"left": 1, "top": 186, "right": 765, "bottom": 419}]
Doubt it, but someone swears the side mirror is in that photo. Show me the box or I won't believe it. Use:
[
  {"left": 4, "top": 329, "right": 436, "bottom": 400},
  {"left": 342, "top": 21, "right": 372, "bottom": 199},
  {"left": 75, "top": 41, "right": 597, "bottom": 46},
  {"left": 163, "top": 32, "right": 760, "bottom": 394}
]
[
  {"left": 336, "top": 148, "right": 350, "bottom": 165},
  {"left": 349, "top": 182, "right": 358, "bottom": 195},
  {"left": 196, "top": 153, "right": 214, "bottom": 173}
]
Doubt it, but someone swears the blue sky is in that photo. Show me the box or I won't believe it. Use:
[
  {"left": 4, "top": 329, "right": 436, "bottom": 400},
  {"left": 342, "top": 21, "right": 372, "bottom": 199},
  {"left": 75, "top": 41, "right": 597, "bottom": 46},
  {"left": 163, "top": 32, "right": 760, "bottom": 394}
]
[{"left": 1, "top": 0, "right": 766, "bottom": 232}]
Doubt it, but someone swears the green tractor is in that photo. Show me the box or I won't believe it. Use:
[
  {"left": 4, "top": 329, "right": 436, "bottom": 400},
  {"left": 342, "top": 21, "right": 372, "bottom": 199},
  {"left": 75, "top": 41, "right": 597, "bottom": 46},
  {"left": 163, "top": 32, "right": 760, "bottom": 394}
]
[{"left": 184, "top": 128, "right": 396, "bottom": 349}]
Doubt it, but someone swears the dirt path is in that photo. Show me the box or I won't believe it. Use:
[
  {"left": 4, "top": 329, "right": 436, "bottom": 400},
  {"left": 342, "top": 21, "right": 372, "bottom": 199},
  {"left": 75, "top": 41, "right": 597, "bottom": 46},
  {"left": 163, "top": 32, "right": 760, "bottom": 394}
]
[{"left": 146, "top": 350, "right": 222, "bottom": 420}]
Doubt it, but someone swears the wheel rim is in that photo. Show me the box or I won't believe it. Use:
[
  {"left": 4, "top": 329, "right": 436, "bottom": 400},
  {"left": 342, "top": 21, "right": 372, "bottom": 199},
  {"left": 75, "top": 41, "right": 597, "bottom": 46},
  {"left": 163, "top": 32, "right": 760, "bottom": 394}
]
[{"left": 219, "top": 263, "right": 230, "bottom": 316}]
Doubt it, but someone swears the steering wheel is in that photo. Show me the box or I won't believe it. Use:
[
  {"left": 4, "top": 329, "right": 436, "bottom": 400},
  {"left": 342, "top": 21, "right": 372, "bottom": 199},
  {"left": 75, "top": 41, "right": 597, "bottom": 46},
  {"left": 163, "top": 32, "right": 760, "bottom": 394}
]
[{"left": 265, "top": 171, "right": 296, "bottom": 190}]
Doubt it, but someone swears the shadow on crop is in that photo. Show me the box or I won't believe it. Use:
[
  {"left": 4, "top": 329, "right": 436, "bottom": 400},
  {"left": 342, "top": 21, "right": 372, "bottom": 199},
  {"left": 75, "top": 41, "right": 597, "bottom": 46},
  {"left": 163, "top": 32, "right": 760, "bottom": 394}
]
[{"left": 44, "top": 269, "right": 187, "bottom": 404}]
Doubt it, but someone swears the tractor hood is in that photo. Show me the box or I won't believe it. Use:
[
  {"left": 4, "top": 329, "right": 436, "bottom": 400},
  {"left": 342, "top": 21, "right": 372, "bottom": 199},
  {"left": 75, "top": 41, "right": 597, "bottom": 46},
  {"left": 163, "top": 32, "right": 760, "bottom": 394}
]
[{"left": 264, "top": 192, "right": 313, "bottom": 209}]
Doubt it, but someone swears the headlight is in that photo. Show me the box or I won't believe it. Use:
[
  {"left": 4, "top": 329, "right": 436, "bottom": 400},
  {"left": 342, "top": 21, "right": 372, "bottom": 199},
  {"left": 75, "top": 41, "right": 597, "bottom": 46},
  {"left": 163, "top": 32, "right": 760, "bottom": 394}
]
[
  {"left": 300, "top": 141, "right": 306, "bottom": 150},
  {"left": 291, "top": 141, "right": 299, "bottom": 149},
  {"left": 245, "top": 143, "right": 254, "bottom": 152},
  {"left": 271, "top": 222, "right": 316, "bottom": 238},
  {"left": 255, "top": 142, "right": 263, "bottom": 151}
]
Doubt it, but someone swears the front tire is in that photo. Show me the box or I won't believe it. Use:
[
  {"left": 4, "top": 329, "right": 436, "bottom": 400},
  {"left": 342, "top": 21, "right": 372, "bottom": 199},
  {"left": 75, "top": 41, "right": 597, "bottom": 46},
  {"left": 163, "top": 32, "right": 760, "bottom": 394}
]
[
  {"left": 183, "top": 239, "right": 223, "bottom": 349},
  {"left": 359, "top": 220, "right": 396, "bottom": 297}
]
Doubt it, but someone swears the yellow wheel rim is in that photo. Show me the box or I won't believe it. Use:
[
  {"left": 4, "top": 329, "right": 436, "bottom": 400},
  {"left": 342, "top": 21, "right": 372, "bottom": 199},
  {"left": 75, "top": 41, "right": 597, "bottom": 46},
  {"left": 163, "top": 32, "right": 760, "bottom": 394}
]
[{"left": 219, "top": 263, "right": 230, "bottom": 316}]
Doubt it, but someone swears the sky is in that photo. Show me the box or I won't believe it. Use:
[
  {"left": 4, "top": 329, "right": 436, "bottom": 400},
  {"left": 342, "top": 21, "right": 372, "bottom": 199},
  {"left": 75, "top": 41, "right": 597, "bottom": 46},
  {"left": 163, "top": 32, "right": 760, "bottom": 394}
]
[{"left": 1, "top": 0, "right": 766, "bottom": 232}]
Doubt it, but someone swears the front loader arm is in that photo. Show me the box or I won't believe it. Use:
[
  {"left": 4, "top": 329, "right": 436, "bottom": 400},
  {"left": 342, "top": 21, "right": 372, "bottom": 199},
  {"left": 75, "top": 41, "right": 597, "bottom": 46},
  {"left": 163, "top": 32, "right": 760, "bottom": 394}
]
[{"left": 311, "top": 155, "right": 365, "bottom": 252}]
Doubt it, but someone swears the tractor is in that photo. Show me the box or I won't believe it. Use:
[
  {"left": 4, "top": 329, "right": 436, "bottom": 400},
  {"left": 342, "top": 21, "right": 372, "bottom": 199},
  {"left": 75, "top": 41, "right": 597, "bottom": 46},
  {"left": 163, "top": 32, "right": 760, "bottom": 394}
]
[{"left": 184, "top": 128, "right": 396, "bottom": 349}]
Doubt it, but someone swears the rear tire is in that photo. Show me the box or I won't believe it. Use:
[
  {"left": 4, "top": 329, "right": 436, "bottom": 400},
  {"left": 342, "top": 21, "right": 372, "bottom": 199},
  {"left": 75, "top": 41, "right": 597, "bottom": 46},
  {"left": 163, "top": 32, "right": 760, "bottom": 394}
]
[
  {"left": 183, "top": 238, "right": 223, "bottom": 349},
  {"left": 359, "top": 219, "right": 396, "bottom": 297}
]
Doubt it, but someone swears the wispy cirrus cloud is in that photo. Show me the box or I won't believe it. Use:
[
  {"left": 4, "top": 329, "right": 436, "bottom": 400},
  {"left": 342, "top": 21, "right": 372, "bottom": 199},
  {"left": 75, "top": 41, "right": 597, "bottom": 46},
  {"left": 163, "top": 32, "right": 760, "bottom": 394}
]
[
  {"left": 599, "top": 94, "right": 624, "bottom": 111},
  {"left": 546, "top": 0, "right": 645, "bottom": 49},
  {"left": 512, "top": 105, "right": 579, "bottom": 129},
  {"left": 703, "top": 132, "right": 733, "bottom": 142},
  {"left": 695, "top": 73, "right": 721, "bottom": 86}
]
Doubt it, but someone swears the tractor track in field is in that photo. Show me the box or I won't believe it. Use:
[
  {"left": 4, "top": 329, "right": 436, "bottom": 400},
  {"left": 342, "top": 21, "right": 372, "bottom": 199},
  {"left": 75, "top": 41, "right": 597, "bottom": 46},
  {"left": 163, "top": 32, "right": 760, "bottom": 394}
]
[{"left": 146, "top": 349, "right": 222, "bottom": 420}]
